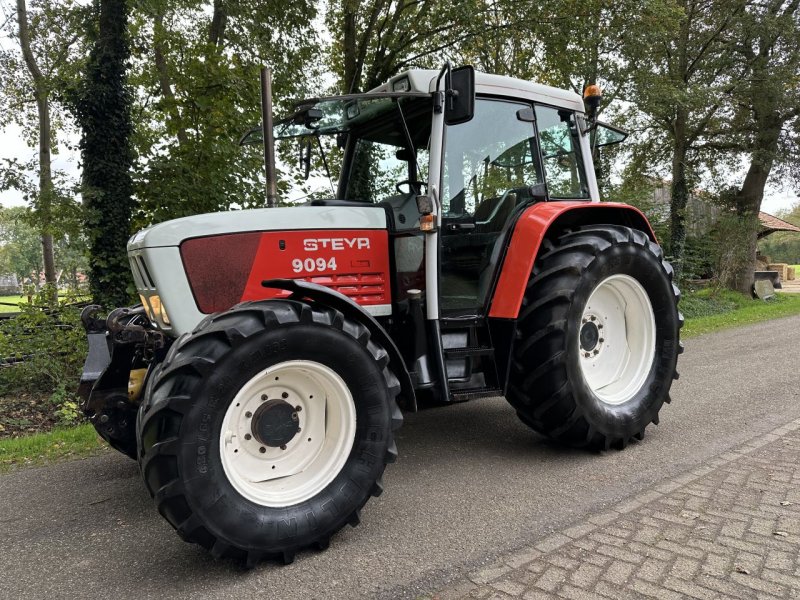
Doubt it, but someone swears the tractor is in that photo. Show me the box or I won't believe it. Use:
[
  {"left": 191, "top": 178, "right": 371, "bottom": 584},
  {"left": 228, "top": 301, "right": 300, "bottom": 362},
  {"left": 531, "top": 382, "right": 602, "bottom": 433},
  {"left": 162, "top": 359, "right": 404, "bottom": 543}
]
[{"left": 78, "top": 65, "right": 682, "bottom": 566}]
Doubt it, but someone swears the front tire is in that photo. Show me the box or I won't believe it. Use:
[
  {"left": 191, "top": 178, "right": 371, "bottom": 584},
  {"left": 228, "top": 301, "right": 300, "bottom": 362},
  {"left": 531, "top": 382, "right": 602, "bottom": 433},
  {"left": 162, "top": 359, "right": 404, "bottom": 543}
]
[
  {"left": 136, "top": 299, "right": 402, "bottom": 566},
  {"left": 507, "top": 225, "right": 682, "bottom": 450}
]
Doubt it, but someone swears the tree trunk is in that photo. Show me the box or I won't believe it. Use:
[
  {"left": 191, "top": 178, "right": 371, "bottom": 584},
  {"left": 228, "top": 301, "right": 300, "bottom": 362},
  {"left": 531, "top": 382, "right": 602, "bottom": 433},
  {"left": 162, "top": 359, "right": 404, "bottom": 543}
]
[
  {"left": 342, "top": 0, "right": 360, "bottom": 93},
  {"left": 725, "top": 122, "right": 781, "bottom": 294},
  {"left": 208, "top": 0, "right": 227, "bottom": 46},
  {"left": 669, "top": 108, "right": 689, "bottom": 281},
  {"left": 78, "top": 0, "right": 134, "bottom": 308},
  {"left": 16, "top": 0, "right": 57, "bottom": 296}
]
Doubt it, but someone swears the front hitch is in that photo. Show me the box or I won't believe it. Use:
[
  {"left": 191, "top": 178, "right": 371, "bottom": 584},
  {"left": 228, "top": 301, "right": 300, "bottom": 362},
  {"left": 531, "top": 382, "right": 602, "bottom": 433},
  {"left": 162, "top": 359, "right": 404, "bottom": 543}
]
[{"left": 78, "top": 304, "right": 167, "bottom": 458}]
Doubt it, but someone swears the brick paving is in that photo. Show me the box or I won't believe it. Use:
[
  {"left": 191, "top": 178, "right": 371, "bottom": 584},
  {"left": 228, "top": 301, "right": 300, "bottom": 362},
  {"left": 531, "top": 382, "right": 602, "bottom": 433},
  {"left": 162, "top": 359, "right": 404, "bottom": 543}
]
[{"left": 431, "top": 418, "right": 800, "bottom": 600}]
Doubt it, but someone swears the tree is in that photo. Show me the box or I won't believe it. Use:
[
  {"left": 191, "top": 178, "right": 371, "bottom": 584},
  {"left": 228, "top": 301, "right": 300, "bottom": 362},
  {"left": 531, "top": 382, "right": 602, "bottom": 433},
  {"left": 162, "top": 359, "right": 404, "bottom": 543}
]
[
  {"left": 0, "top": 0, "right": 86, "bottom": 294},
  {"left": 0, "top": 206, "right": 44, "bottom": 285},
  {"left": 71, "top": 0, "right": 135, "bottom": 308},
  {"left": 328, "top": 0, "right": 515, "bottom": 93},
  {"left": 128, "top": 0, "right": 318, "bottom": 225},
  {"left": 623, "top": 0, "right": 747, "bottom": 279},
  {"left": 720, "top": 0, "right": 800, "bottom": 293}
]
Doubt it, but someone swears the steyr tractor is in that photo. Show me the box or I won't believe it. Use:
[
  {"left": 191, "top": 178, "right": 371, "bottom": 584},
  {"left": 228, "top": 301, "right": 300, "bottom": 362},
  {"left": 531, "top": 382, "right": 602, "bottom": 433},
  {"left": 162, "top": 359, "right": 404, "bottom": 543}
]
[{"left": 79, "top": 65, "right": 682, "bottom": 566}]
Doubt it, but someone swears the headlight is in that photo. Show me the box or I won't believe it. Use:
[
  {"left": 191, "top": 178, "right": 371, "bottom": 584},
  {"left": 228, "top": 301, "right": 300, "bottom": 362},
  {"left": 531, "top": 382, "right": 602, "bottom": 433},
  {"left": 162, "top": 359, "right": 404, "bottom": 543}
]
[
  {"left": 140, "top": 294, "right": 170, "bottom": 327},
  {"left": 149, "top": 294, "right": 171, "bottom": 326},
  {"left": 139, "top": 294, "right": 154, "bottom": 320}
]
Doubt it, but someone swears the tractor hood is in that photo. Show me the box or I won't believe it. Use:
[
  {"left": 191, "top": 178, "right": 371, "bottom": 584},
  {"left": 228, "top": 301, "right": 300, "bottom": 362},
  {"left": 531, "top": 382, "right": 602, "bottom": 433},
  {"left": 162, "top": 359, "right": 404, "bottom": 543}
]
[{"left": 128, "top": 205, "right": 388, "bottom": 250}]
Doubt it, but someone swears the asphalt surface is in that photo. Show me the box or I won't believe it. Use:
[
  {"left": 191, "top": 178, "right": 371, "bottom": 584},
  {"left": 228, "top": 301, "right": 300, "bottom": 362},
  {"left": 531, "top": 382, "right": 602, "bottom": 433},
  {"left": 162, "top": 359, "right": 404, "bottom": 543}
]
[{"left": 1, "top": 315, "right": 799, "bottom": 600}]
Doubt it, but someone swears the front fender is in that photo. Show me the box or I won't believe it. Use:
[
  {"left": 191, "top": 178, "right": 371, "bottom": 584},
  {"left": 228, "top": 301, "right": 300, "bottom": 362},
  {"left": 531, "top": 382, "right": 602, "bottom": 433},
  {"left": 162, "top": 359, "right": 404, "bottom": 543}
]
[{"left": 262, "top": 278, "right": 417, "bottom": 411}]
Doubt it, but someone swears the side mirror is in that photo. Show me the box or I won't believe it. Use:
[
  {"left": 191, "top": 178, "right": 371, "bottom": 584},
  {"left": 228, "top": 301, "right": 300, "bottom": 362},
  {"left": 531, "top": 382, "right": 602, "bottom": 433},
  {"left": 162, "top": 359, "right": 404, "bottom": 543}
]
[{"left": 445, "top": 66, "right": 475, "bottom": 125}]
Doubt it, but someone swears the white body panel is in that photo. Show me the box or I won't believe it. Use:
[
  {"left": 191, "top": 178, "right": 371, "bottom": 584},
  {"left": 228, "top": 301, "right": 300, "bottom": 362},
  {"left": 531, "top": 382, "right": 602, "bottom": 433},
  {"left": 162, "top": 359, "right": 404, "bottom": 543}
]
[
  {"left": 129, "top": 206, "right": 386, "bottom": 250},
  {"left": 372, "top": 70, "right": 586, "bottom": 114},
  {"left": 128, "top": 206, "right": 389, "bottom": 336}
]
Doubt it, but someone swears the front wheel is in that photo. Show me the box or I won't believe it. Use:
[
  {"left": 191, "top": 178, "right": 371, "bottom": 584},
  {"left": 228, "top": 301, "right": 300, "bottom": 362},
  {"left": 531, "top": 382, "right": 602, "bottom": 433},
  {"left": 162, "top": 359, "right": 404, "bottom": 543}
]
[
  {"left": 507, "top": 225, "right": 682, "bottom": 450},
  {"left": 136, "top": 299, "right": 402, "bottom": 566}
]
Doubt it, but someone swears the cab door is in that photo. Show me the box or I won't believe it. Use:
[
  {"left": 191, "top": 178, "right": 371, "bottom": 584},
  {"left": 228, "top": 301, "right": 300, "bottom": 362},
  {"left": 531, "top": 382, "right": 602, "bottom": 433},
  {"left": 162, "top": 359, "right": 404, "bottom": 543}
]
[{"left": 439, "top": 98, "right": 544, "bottom": 313}]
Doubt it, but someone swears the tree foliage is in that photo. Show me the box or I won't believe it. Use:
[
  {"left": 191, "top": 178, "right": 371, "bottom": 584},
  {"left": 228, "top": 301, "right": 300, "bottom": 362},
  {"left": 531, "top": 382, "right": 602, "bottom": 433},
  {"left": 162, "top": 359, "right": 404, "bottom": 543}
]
[
  {"left": 128, "top": 0, "right": 318, "bottom": 226},
  {"left": 0, "top": 0, "right": 87, "bottom": 291}
]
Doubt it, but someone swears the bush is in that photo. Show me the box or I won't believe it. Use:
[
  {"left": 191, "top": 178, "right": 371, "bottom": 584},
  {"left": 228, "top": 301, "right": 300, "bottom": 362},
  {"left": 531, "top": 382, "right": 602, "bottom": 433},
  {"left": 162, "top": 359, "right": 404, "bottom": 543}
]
[
  {"left": 681, "top": 235, "right": 715, "bottom": 281},
  {"left": 679, "top": 287, "right": 749, "bottom": 318},
  {"left": 0, "top": 287, "right": 87, "bottom": 409}
]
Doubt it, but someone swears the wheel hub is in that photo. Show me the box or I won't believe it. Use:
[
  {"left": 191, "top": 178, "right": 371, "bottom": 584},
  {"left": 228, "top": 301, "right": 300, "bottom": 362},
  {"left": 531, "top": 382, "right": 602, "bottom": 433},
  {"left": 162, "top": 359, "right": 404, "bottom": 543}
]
[
  {"left": 579, "top": 319, "right": 600, "bottom": 352},
  {"left": 252, "top": 399, "right": 300, "bottom": 447}
]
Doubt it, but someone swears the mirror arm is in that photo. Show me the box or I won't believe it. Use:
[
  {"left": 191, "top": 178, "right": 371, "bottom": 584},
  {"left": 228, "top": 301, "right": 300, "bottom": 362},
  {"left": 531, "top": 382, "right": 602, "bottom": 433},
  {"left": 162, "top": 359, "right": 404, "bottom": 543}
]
[{"left": 434, "top": 61, "right": 452, "bottom": 114}]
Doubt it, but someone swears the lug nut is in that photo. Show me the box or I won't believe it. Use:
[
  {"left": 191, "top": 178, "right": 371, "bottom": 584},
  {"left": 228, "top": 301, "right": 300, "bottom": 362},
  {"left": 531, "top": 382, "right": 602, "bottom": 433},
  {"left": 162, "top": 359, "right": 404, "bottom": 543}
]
[
  {"left": 261, "top": 394, "right": 268, "bottom": 401},
  {"left": 584, "top": 352, "right": 591, "bottom": 358},
  {"left": 295, "top": 406, "right": 302, "bottom": 412},
  {"left": 259, "top": 447, "right": 266, "bottom": 453},
  {"left": 281, "top": 392, "right": 288, "bottom": 399},
  {"left": 597, "top": 324, "right": 603, "bottom": 329},
  {"left": 245, "top": 411, "right": 252, "bottom": 418},
  {"left": 593, "top": 349, "right": 599, "bottom": 355},
  {"left": 280, "top": 444, "right": 287, "bottom": 450},
  {"left": 599, "top": 338, "right": 604, "bottom": 343},
  {"left": 590, "top": 315, "right": 596, "bottom": 321},
  {"left": 244, "top": 433, "right": 251, "bottom": 440}
]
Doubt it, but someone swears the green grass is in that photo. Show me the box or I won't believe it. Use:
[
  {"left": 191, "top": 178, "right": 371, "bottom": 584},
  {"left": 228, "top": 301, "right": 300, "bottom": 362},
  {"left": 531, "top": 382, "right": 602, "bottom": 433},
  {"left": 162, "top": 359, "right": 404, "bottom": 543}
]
[
  {"left": 682, "top": 288, "right": 800, "bottom": 338},
  {"left": 0, "top": 293, "right": 90, "bottom": 313},
  {"left": 0, "top": 423, "right": 107, "bottom": 473},
  {"left": 0, "top": 295, "right": 28, "bottom": 313}
]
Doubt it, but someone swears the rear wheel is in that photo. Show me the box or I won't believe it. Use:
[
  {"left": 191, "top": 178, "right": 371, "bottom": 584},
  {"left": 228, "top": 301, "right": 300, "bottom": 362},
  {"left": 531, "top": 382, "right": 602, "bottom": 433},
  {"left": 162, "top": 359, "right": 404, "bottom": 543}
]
[
  {"left": 507, "top": 225, "right": 682, "bottom": 450},
  {"left": 136, "top": 299, "right": 402, "bottom": 566}
]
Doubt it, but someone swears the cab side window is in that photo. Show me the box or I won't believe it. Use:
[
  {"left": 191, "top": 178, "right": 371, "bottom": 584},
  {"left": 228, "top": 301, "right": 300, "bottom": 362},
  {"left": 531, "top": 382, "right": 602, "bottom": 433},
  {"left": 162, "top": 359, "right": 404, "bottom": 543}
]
[{"left": 534, "top": 105, "right": 589, "bottom": 199}]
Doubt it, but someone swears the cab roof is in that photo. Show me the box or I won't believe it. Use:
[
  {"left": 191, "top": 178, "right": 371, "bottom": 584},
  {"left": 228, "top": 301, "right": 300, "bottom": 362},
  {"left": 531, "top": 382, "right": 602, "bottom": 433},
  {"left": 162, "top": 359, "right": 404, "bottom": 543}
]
[{"left": 369, "top": 69, "right": 585, "bottom": 114}]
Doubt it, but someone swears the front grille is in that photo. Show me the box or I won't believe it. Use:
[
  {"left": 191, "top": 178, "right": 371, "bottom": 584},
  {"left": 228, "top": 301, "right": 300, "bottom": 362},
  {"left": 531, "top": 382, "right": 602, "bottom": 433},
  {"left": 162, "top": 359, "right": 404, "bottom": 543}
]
[{"left": 129, "top": 253, "right": 155, "bottom": 289}]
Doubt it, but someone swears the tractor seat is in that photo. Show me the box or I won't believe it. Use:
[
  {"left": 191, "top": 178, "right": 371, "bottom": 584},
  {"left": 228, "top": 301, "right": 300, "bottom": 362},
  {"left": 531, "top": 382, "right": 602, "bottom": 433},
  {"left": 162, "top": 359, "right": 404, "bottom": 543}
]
[{"left": 474, "top": 193, "right": 516, "bottom": 234}]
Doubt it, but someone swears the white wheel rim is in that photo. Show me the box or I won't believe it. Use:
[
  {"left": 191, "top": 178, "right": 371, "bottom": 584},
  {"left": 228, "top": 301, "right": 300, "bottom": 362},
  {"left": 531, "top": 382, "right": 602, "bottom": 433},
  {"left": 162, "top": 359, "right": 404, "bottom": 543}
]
[
  {"left": 219, "top": 360, "right": 356, "bottom": 507},
  {"left": 578, "top": 274, "right": 656, "bottom": 406}
]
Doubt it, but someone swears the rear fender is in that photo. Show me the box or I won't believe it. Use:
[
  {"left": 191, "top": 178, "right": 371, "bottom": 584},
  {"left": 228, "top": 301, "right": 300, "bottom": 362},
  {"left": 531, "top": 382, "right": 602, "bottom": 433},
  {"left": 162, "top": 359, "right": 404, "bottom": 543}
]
[
  {"left": 488, "top": 201, "right": 657, "bottom": 319},
  {"left": 262, "top": 278, "right": 416, "bottom": 411}
]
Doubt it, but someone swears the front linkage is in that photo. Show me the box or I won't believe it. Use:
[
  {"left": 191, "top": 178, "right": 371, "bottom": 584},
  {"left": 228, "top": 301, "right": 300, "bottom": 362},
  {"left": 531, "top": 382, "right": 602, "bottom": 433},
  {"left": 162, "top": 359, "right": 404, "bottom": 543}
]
[{"left": 78, "top": 305, "right": 169, "bottom": 458}]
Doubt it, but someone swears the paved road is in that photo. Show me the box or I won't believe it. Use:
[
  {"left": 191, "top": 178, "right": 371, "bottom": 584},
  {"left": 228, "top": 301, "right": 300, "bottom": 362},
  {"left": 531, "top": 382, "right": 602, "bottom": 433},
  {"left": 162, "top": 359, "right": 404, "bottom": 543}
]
[{"left": 1, "top": 316, "right": 799, "bottom": 600}]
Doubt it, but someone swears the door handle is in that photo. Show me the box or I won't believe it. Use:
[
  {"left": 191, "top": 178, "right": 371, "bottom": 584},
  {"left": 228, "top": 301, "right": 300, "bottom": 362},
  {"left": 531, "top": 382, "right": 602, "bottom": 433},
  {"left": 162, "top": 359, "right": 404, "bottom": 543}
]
[{"left": 446, "top": 222, "right": 476, "bottom": 231}]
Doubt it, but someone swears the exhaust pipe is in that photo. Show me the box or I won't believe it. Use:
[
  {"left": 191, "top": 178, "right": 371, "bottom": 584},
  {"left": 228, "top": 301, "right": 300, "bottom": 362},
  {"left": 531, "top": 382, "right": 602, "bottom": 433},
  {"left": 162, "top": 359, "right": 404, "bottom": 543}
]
[{"left": 260, "top": 66, "right": 278, "bottom": 207}]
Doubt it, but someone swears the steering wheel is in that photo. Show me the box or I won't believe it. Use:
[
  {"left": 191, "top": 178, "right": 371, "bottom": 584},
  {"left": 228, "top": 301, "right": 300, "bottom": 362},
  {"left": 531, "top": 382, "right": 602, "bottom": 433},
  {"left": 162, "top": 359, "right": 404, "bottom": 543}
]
[{"left": 395, "top": 180, "right": 426, "bottom": 195}]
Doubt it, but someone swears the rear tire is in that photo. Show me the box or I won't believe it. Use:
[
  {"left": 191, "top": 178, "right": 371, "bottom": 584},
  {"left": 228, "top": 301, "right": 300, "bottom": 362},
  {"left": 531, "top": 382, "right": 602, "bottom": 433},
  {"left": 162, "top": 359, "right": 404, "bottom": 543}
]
[
  {"left": 507, "top": 225, "right": 682, "bottom": 450},
  {"left": 136, "top": 299, "right": 402, "bottom": 566}
]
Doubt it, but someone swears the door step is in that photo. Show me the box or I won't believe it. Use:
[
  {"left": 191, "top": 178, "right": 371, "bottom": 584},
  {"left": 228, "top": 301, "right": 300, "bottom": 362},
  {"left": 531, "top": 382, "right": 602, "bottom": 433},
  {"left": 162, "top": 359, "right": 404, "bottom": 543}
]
[
  {"left": 444, "top": 345, "right": 494, "bottom": 359},
  {"left": 450, "top": 387, "right": 503, "bottom": 402}
]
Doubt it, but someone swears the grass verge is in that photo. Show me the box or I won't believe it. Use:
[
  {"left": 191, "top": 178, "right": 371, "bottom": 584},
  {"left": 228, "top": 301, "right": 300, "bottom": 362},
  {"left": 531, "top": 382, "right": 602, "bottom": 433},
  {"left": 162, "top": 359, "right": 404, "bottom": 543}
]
[
  {"left": 0, "top": 295, "right": 27, "bottom": 313},
  {"left": 0, "top": 423, "right": 107, "bottom": 473},
  {"left": 682, "top": 289, "right": 800, "bottom": 338}
]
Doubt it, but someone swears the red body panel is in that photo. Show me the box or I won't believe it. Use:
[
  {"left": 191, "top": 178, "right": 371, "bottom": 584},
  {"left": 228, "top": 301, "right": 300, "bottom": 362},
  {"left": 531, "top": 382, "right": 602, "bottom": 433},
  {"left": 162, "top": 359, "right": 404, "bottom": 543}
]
[
  {"left": 181, "top": 229, "right": 391, "bottom": 314},
  {"left": 488, "top": 202, "right": 656, "bottom": 319}
]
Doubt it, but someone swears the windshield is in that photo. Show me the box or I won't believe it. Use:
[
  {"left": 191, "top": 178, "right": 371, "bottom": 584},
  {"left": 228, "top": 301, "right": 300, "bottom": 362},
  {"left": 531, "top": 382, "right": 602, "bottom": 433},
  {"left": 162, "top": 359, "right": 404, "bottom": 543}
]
[
  {"left": 278, "top": 93, "right": 429, "bottom": 138},
  {"left": 240, "top": 93, "right": 433, "bottom": 205}
]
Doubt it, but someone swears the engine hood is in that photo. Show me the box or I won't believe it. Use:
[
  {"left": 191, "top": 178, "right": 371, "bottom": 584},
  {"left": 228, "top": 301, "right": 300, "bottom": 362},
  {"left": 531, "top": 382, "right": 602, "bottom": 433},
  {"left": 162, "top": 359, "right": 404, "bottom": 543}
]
[{"left": 128, "top": 205, "right": 388, "bottom": 251}]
